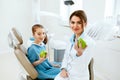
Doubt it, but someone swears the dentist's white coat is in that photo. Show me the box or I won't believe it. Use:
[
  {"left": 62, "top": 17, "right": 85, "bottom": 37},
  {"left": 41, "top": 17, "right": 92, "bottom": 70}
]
[{"left": 54, "top": 34, "right": 95, "bottom": 80}]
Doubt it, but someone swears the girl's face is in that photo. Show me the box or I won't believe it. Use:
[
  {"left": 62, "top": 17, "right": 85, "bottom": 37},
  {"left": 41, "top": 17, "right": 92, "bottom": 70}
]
[
  {"left": 70, "top": 16, "right": 86, "bottom": 37},
  {"left": 33, "top": 28, "right": 46, "bottom": 44}
]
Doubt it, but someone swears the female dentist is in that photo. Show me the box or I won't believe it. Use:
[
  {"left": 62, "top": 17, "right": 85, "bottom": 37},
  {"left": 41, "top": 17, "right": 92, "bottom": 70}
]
[{"left": 54, "top": 10, "right": 95, "bottom": 80}]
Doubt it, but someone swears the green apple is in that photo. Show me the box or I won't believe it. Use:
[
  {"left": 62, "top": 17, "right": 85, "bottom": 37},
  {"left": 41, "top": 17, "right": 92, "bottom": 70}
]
[
  {"left": 78, "top": 38, "right": 87, "bottom": 49},
  {"left": 40, "top": 50, "right": 47, "bottom": 58}
]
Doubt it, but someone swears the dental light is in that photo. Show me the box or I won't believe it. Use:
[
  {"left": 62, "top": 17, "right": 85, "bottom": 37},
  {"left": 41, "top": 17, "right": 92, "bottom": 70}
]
[{"left": 64, "top": 0, "right": 74, "bottom": 5}]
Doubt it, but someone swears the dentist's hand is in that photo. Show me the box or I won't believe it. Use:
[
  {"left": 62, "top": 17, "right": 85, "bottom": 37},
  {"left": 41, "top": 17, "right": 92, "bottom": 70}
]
[
  {"left": 60, "top": 69, "right": 68, "bottom": 78},
  {"left": 74, "top": 41, "right": 87, "bottom": 56}
]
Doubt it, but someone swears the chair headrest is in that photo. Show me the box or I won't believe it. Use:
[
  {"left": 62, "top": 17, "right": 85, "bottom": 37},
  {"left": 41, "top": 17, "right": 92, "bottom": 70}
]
[
  {"left": 12, "top": 28, "right": 23, "bottom": 44},
  {"left": 8, "top": 27, "right": 23, "bottom": 48}
]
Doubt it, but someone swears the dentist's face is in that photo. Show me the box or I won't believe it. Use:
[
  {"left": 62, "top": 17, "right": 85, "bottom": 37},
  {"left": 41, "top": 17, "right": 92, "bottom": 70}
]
[{"left": 70, "top": 16, "right": 86, "bottom": 36}]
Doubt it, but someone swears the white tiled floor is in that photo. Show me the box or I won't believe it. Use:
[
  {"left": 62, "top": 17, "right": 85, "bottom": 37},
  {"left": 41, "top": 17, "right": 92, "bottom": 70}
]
[{"left": 0, "top": 52, "right": 26, "bottom": 80}]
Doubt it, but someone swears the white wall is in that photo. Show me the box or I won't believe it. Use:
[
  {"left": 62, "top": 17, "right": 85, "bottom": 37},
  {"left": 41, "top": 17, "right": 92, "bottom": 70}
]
[
  {"left": 0, "top": 0, "right": 33, "bottom": 53},
  {"left": 83, "top": 0, "right": 105, "bottom": 24},
  {"left": 93, "top": 39, "right": 120, "bottom": 80}
]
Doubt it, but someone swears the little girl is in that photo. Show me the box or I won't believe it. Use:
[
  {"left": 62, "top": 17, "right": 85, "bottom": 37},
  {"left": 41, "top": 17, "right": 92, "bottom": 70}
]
[{"left": 27, "top": 24, "right": 60, "bottom": 80}]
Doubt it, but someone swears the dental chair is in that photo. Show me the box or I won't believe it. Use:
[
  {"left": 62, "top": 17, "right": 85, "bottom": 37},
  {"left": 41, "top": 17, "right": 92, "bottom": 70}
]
[{"left": 8, "top": 27, "right": 40, "bottom": 80}]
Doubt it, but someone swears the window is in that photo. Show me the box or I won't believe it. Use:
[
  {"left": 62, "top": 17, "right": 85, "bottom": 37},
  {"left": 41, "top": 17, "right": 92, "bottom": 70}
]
[{"left": 104, "top": 0, "right": 115, "bottom": 17}]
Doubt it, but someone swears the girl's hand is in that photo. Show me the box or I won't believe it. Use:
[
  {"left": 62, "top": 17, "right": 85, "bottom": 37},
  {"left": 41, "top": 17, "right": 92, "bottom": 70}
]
[
  {"left": 74, "top": 41, "right": 87, "bottom": 56},
  {"left": 39, "top": 57, "right": 46, "bottom": 62},
  {"left": 60, "top": 69, "right": 68, "bottom": 78},
  {"left": 45, "top": 53, "right": 48, "bottom": 58},
  {"left": 32, "top": 57, "right": 45, "bottom": 66}
]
